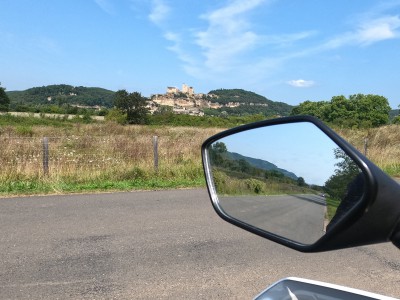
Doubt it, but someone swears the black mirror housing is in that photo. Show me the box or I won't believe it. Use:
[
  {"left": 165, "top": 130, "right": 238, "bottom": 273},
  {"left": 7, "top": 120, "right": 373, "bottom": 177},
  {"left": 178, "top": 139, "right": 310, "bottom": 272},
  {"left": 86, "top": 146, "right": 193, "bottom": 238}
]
[{"left": 202, "top": 116, "right": 400, "bottom": 252}]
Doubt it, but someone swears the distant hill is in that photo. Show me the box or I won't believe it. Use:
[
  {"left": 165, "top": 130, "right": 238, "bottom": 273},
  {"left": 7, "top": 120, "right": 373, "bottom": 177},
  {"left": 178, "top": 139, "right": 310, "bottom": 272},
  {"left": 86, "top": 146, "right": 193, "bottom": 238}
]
[
  {"left": 7, "top": 84, "right": 115, "bottom": 108},
  {"left": 206, "top": 89, "right": 293, "bottom": 117},
  {"left": 227, "top": 151, "right": 298, "bottom": 180},
  {"left": 390, "top": 109, "right": 399, "bottom": 120},
  {"left": 6, "top": 85, "right": 293, "bottom": 117}
]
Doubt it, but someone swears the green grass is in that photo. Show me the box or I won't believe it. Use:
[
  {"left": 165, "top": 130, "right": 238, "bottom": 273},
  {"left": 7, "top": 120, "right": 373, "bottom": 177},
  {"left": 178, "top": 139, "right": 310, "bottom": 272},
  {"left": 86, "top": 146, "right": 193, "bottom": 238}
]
[
  {"left": 0, "top": 176, "right": 206, "bottom": 197},
  {"left": 382, "top": 164, "right": 400, "bottom": 177},
  {"left": 325, "top": 197, "right": 340, "bottom": 221},
  {"left": 0, "top": 113, "right": 75, "bottom": 127},
  {"left": 0, "top": 121, "right": 217, "bottom": 196},
  {"left": 212, "top": 169, "right": 315, "bottom": 196},
  {"left": 1, "top": 115, "right": 398, "bottom": 197}
]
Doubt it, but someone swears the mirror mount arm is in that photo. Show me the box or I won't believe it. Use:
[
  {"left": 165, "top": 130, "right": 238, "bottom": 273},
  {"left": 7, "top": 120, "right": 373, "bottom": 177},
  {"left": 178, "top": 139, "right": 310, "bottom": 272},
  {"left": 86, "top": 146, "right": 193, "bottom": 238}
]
[
  {"left": 202, "top": 116, "right": 400, "bottom": 252},
  {"left": 390, "top": 222, "right": 400, "bottom": 250},
  {"left": 315, "top": 161, "right": 400, "bottom": 252}
]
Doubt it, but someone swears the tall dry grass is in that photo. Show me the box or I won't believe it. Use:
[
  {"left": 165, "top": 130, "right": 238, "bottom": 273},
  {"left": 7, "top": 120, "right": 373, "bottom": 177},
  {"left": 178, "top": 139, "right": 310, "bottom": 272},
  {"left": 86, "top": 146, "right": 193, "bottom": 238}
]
[
  {"left": 0, "top": 122, "right": 398, "bottom": 195},
  {"left": 0, "top": 123, "right": 223, "bottom": 193},
  {"left": 336, "top": 124, "right": 400, "bottom": 176}
]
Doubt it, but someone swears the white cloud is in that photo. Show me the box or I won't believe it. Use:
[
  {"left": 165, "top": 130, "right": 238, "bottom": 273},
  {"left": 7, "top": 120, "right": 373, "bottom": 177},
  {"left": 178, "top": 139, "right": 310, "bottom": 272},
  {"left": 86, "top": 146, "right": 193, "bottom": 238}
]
[
  {"left": 150, "top": 0, "right": 317, "bottom": 81},
  {"left": 356, "top": 15, "right": 400, "bottom": 45},
  {"left": 261, "top": 31, "right": 317, "bottom": 46},
  {"left": 194, "top": 0, "right": 266, "bottom": 71},
  {"left": 322, "top": 15, "right": 400, "bottom": 49},
  {"left": 164, "top": 32, "right": 195, "bottom": 65},
  {"left": 151, "top": 1, "right": 400, "bottom": 90},
  {"left": 149, "top": 0, "right": 170, "bottom": 26},
  {"left": 94, "top": 0, "right": 116, "bottom": 15},
  {"left": 287, "top": 79, "right": 315, "bottom": 88}
]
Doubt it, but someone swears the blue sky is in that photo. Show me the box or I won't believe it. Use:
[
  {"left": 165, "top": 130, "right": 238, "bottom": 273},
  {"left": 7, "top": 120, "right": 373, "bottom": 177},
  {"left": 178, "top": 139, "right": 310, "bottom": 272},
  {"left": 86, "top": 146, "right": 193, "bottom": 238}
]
[
  {"left": 1, "top": 0, "right": 399, "bottom": 108},
  {"left": 220, "top": 122, "right": 339, "bottom": 185}
]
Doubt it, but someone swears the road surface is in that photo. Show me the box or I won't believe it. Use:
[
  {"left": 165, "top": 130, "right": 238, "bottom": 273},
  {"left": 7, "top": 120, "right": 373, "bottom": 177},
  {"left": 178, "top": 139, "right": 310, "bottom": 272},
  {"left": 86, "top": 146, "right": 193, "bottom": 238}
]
[
  {"left": 219, "top": 194, "right": 326, "bottom": 244},
  {"left": 0, "top": 189, "right": 399, "bottom": 299}
]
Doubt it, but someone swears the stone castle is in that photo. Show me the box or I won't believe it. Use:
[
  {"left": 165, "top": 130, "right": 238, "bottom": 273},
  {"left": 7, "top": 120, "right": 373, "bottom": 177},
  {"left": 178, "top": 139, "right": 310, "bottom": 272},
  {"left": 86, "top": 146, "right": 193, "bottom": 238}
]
[
  {"left": 148, "top": 84, "right": 216, "bottom": 116},
  {"left": 146, "top": 84, "right": 268, "bottom": 116}
]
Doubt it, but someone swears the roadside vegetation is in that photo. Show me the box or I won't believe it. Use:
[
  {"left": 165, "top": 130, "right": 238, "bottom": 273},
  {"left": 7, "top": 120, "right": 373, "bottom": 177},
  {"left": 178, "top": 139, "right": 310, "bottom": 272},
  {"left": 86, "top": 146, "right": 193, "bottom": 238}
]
[
  {"left": 335, "top": 124, "right": 400, "bottom": 177},
  {"left": 211, "top": 169, "right": 313, "bottom": 196},
  {"left": 291, "top": 94, "right": 392, "bottom": 128},
  {"left": 208, "top": 142, "right": 313, "bottom": 196},
  {"left": 0, "top": 112, "right": 398, "bottom": 196},
  {"left": 1, "top": 83, "right": 399, "bottom": 196},
  {"left": 0, "top": 118, "right": 222, "bottom": 196}
]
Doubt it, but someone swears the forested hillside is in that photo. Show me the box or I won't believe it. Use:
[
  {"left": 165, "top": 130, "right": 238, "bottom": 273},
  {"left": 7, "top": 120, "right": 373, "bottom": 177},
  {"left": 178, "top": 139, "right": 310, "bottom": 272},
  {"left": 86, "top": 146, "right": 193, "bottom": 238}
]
[
  {"left": 227, "top": 151, "right": 298, "bottom": 180},
  {"left": 7, "top": 84, "right": 115, "bottom": 108},
  {"left": 206, "top": 89, "right": 293, "bottom": 117},
  {"left": 390, "top": 109, "right": 399, "bottom": 119}
]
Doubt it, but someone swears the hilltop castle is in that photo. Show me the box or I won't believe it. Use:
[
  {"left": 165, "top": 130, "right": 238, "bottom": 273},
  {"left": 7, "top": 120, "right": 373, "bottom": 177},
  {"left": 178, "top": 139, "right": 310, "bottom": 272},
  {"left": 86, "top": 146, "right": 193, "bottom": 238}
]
[
  {"left": 147, "top": 84, "right": 260, "bottom": 116},
  {"left": 166, "top": 84, "right": 195, "bottom": 96},
  {"left": 149, "top": 84, "right": 213, "bottom": 116}
]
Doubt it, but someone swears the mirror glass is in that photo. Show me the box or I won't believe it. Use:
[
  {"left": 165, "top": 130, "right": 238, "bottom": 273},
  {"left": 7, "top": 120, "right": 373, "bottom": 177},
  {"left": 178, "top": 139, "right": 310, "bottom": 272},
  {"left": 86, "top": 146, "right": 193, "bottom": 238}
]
[
  {"left": 206, "top": 122, "right": 364, "bottom": 245},
  {"left": 255, "top": 278, "right": 380, "bottom": 300}
]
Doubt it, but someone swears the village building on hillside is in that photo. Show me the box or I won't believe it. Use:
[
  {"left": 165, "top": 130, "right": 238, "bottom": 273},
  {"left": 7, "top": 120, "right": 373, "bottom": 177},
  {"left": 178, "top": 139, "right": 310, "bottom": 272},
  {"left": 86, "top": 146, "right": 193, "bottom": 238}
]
[
  {"left": 181, "top": 84, "right": 194, "bottom": 96},
  {"left": 166, "top": 84, "right": 194, "bottom": 96},
  {"left": 148, "top": 84, "right": 247, "bottom": 116},
  {"left": 166, "top": 86, "right": 179, "bottom": 94},
  {"left": 150, "top": 84, "right": 201, "bottom": 116}
]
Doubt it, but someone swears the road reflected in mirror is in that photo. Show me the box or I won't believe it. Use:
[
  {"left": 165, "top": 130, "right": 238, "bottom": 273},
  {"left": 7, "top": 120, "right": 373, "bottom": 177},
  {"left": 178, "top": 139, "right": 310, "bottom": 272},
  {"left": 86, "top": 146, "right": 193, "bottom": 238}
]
[{"left": 207, "top": 122, "right": 363, "bottom": 245}]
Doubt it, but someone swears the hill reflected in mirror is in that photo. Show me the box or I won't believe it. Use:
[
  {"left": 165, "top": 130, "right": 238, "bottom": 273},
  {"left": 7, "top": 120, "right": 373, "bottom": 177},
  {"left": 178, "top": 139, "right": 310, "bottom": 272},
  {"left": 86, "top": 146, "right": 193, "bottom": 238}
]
[{"left": 207, "top": 122, "right": 363, "bottom": 245}]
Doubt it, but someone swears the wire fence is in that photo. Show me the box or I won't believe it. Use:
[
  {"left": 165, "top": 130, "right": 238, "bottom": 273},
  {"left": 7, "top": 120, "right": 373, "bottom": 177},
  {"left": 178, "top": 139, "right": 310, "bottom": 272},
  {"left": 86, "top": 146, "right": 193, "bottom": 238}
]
[
  {"left": 0, "top": 135, "right": 196, "bottom": 179},
  {"left": 1, "top": 129, "right": 398, "bottom": 181}
]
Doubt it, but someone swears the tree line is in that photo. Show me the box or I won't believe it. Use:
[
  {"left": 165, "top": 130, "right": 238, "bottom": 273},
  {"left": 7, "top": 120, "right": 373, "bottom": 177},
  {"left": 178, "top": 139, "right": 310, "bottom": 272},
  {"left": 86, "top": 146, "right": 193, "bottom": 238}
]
[
  {"left": 111, "top": 90, "right": 399, "bottom": 128},
  {"left": 7, "top": 84, "right": 115, "bottom": 108},
  {"left": 0, "top": 84, "right": 10, "bottom": 112},
  {"left": 2, "top": 83, "right": 399, "bottom": 128},
  {"left": 291, "top": 94, "right": 396, "bottom": 128}
]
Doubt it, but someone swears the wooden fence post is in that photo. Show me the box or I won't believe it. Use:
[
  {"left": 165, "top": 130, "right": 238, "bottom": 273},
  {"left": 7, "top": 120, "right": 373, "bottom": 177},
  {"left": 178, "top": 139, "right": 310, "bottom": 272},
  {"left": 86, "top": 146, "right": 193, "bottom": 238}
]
[
  {"left": 42, "top": 137, "right": 49, "bottom": 176},
  {"left": 153, "top": 136, "right": 159, "bottom": 173},
  {"left": 364, "top": 138, "right": 368, "bottom": 157}
]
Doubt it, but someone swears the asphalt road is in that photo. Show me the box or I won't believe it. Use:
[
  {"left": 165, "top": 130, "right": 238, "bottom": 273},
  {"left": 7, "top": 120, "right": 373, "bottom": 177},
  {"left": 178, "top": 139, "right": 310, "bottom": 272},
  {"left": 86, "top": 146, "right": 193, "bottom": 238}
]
[
  {"left": 219, "top": 194, "right": 326, "bottom": 244},
  {"left": 0, "top": 189, "right": 399, "bottom": 299}
]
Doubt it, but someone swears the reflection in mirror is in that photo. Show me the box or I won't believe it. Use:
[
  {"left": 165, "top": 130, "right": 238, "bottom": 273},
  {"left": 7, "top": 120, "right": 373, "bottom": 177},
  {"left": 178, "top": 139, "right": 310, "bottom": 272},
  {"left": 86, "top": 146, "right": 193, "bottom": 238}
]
[
  {"left": 255, "top": 278, "right": 380, "bottom": 300},
  {"left": 207, "top": 122, "right": 363, "bottom": 245}
]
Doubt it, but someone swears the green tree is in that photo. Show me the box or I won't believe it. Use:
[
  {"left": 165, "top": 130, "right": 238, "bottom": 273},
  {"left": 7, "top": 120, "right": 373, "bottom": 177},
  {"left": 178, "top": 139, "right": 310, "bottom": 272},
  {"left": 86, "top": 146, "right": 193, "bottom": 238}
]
[
  {"left": 350, "top": 94, "right": 390, "bottom": 127},
  {"left": 326, "top": 95, "right": 356, "bottom": 126},
  {"left": 154, "top": 105, "right": 173, "bottom": 115},
  {"left": 113, "top": 90, "right": 148, "bottom": 124},
  {"left": 238, "top": 159, "right": 251, "bottom": 173},
  {"left": 297, "top": 177, "right": 306, "bottom": 187},
  {"left": 324, "top": 148, "right": 360, "bottom": 200},
  {"left": 391, "top": 104, "right": 400, "bottom": 124},
  {"left": 290, "top": 100, "right": 329, "bottom": 120},
  {"left": 213, "top": 142, "right": 227, "bottom": 153},
  {"left": 0, "top": 83, "right": 10, "bottom": 112},
  {"left": 105, "top": 108, "right": 127, "bottom": 124},
  {"left": 291, "top": 94, "right": 390, "bottom": 128},
  {"left": 209, "top": 142, "right": 228, "bottom": 166}
]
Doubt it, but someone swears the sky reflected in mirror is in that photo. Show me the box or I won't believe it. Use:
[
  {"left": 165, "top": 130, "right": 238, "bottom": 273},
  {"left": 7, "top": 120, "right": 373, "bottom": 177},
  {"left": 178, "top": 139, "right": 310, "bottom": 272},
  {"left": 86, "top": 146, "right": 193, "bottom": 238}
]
[{"left": 219, "top": 122, "right": 338, "bottom": 186}]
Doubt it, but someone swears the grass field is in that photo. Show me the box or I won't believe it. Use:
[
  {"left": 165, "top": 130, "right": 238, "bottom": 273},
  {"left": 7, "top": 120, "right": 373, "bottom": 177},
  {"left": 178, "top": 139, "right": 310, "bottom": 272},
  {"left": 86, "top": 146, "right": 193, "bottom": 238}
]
[
  {"left": 336, "top": 124, "right": 400, "bottom": 177},
  {"left": 0, "top": 116, "right": 398, "bottom": 196},
  {"left": 0, "top": 122, "right": 222, "bottom": 195}
]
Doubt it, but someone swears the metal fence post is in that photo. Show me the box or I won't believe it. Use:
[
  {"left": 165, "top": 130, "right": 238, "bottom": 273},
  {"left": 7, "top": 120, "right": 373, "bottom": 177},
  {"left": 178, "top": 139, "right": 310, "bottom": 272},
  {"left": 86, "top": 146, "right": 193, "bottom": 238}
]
[
  {"left": 43, "top": 137, "right": 49, "bottom": 176},
  {"left": 153, "top": 136, "right": 159, "bottom": 173}
]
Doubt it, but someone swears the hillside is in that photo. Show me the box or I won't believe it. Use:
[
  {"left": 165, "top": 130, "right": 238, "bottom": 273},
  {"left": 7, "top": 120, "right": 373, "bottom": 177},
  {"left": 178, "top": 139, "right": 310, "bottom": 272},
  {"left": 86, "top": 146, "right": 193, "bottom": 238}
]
[
  {"left": 390, "top": 109, "right": 399, "bottom": 120},
  {"left": 206, "top": 89, "right": 293, "bottom": 117},
  {"left": 7, "top": 84, "right": 115, "bottom": 108},
  {"left": 227, "top": 151, "right": 298, "bottom": 180},
  {"left": 7, "top": 85, "right": 293, "bottom": 117}
]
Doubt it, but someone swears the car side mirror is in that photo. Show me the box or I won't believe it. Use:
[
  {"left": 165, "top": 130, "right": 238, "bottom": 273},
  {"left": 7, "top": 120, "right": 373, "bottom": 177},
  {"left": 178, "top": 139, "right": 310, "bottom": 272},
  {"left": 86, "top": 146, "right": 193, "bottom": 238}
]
[{"left": 202, "top": 116, "right": 400, "bottom": 252}]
